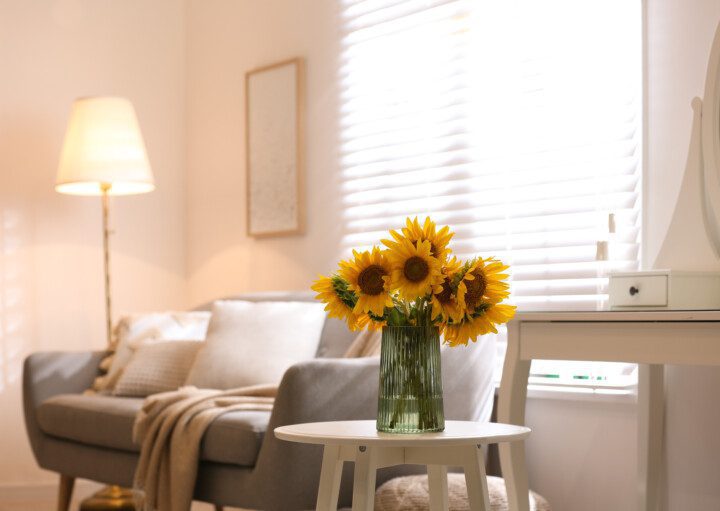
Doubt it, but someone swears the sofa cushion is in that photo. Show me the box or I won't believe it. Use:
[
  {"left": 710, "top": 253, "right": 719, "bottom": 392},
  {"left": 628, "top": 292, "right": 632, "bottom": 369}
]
[
  {"left": 37, "top": 394, "right": 270, "bottom": 467},
  {"left": 185, "top": 300, "right": 326, "bottom": 389},
  {"left": 99, "top": 311, "right": 211, "bottom": 393},
  {"left": 191, "top": 291, "right": 357, "bottom": 358},
  {"left": 38, "top": 394, "right": 140, "bottom": 452}
]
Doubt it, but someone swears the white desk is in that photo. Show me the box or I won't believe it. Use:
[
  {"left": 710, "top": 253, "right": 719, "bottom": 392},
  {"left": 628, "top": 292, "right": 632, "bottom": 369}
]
[
  {"left": 497, "top": 310, "right": 720, "bottom": 511},
  {"left": 275, "top": 420, "right": 530, "bottom": 511}
]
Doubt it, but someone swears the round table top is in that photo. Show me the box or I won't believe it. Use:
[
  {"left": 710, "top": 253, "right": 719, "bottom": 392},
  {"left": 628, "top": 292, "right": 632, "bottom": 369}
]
[{"left": 274, "top": 420, "right": 530, "bottom": 447}]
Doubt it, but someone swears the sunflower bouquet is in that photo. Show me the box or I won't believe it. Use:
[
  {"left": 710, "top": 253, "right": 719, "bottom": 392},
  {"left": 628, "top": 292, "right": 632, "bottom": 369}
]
[{"left": 312, "top": 217, "right": 516, "bottom": 347}]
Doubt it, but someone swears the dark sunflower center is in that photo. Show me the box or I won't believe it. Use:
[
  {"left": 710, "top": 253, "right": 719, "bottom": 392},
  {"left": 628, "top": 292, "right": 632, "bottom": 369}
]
[
  {"left": 358, "top": 265, "right": 386, "bottom": 295},
  {"left": 436, "top": 279, "right": 453, "bottom": 304},
  {"left": 464, "top": 270, "right": 487, "bottom": 309},
  {"left": 404, "top": 256, "right": 429, "bottom": 283}
]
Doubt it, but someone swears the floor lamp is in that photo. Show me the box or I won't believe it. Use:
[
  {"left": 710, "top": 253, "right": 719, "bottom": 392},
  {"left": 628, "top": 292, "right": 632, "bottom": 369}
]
[{"left": 55, "top": 96, "right": 155, "bottom": 510}]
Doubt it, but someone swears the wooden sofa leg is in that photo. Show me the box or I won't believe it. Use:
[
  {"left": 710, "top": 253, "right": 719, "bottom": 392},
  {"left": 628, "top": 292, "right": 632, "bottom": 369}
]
[
  {"left": 57, "top": 474, "right": 75, "bottom": 511},
  {"left": 214, "top": 506, "right": 224, "bottom": 511}
]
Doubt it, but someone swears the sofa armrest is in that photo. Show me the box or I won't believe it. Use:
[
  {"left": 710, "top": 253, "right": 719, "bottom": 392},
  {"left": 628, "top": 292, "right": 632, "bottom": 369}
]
[
  {"left": 23, "top": 351, "right": 106, "bottom": 462},
  {"left": 268, "top": 357, "right": 380, "bottom": 429}
]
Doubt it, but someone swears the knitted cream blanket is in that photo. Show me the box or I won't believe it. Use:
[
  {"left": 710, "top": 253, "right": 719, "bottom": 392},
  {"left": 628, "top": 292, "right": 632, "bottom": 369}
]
[
  {"left": 132, "top": 384, "right": 276, "bottom": 511},
  {"left": 132, "top": 329, "right": 381, "bottom": 511}
]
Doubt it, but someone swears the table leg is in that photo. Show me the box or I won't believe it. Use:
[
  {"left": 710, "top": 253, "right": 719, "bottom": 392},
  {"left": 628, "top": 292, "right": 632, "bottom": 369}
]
[
  {"left": 497, "top": 320, "right": 531, "bottom": 511},
  {"left": 352, "top": 446, "right": 377, "bottom": 511},
  {"left": 463, "top": 445, "right": 491, "bottom": 511},
  {"left": 638, "top": 364, "right": 664, "bottom": 511},
  {"left": 316, "top": 444, "right": 343, "bottom": 511},
  {"left": 427, "top": 465, "right": 449, "bottom": 511}
]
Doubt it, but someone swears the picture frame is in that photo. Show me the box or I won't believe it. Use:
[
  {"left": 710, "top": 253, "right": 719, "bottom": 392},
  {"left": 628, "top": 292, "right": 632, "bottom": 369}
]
[{"left": 245, "top": 57, "right": 305, "bottom": 237}]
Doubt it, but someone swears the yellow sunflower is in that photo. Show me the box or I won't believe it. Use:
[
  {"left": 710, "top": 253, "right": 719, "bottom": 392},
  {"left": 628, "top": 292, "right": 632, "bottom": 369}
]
[
  {"left": 383, "top": 217, "right": 454, "bottom": 261},
  {"left": 443, "top": 303, "right": 516, "bottom": 347},
  {"left": 311, "top": 275, "right": 351, "bottom": 320},
  {"left": 430, "top": 256, "right": 464, "bottom": 322},
  {"left": 386, "top": 238, "right": 443, "bottom": 301},
  {"left": 311, "top": 274, "right": 367, "bottom": 331},
  {"left": 339, "top": 247, "right": 394, "bottom": 316},
  {"left": 457, "top": 257, "right": 511, "bottom": 314},
  {"left": 355, "top": 312, "right": 385, "bottom": 331}
]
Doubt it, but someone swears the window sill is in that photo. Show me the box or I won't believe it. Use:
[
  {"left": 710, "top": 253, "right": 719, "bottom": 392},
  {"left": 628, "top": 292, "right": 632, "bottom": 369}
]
[
  {"left": 525, "top": 384, "right": 637, "bottom": 404},
  {"left": 493, "top": 378, "right": 638, "bottom": 405}
]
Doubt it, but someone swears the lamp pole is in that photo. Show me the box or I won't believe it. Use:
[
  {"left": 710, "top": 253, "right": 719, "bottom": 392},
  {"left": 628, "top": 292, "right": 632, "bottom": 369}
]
[
  {"left": 100, "top": 182, "right": 113, "bottom": 347},
  {"left": 81, "top": 185, "right": 134, "bottom": 511}
]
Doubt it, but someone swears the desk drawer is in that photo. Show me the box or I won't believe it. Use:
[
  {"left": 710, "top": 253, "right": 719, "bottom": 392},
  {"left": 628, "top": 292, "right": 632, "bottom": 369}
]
[{"left": 609, "top": 275, "right": 667, "bottom": 307}]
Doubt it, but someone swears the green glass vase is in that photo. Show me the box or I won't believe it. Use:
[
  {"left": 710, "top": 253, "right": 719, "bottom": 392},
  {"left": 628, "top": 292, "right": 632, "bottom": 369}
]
[{"left": 376, "top": 325, "right": 445, "bottom": 433}]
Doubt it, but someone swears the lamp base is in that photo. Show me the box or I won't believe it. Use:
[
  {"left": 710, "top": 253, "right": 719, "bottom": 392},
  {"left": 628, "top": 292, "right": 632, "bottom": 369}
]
[{"left": 80, "top": 485, "right": 136, "bottom": 510}]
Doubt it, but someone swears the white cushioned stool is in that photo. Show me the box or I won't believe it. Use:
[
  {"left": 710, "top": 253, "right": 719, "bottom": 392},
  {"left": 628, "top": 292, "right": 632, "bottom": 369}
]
[{"left": 375, "top": 473, "right": 551, "bottom": 511}]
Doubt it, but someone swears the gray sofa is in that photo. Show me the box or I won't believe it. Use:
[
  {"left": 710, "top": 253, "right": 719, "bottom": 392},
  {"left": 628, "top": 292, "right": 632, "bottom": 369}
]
[{"left": 23, "top": 292, "right": 495, "bottom": 510}]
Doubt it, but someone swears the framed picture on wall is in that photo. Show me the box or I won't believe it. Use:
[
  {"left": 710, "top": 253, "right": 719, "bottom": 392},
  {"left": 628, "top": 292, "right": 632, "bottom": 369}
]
[{"left": 245, "top": 57, "right": 305, "bottom": 237}]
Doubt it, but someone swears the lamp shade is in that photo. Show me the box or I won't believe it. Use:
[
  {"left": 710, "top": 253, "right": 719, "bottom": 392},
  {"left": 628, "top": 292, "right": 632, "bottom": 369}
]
[{"left": 55, "top": 96, "right": 154, "bottom": 196}]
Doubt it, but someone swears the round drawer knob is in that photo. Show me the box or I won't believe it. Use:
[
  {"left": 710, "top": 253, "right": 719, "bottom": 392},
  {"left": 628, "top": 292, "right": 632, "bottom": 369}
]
[{"left": 629, "top": 286, "right": 640, "bottom": 296}]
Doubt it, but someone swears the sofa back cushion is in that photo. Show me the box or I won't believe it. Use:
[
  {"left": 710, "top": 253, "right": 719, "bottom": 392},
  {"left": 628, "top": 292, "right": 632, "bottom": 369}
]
[
  {"left": 185, "top": 300, "right": 326, "bottom": 389},
  {"left": 192, "top": 291, "right": 356, "bottom": 358}
]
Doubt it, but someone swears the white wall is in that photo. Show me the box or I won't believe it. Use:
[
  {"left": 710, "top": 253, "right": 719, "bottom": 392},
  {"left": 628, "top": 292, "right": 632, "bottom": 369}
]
[
  {"left": 525, "top": 397, "right": 637, "bottom": 510},
  {"left": 0, "top": 0, "right": 187, "bottom": 487}
]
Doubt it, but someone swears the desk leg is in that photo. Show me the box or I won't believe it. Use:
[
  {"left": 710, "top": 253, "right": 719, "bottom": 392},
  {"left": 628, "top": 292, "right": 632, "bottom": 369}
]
[
  {"left": 638, "top": 364, "right": 664, "bottom": 511},
  {"left": 427, "top": 465, "right": 449, "bottom": 511},
  {"left": 352, "top": 446, "right": 377, "bottom": 511},
  {"left": 497, "top": 320, "right": 531, "bottom": 511},
  {"left": 463, "top": 445, "right": 491, "bottom": 511},
  {"left": 316, "top": 444, "right": 343, "bottom": 511}
]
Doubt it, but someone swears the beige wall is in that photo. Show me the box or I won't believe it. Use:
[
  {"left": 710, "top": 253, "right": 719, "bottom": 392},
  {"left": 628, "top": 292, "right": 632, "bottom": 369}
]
[
  {"left": 0, "top": 0, "right": 187, "bottom": 485},
  {"left": 185, "top": 0, "right": 343, "bottom": 306}
]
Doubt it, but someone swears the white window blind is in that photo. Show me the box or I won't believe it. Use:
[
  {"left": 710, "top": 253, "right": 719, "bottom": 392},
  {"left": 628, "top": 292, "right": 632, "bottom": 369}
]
[{"left": 338, "top": 0, "right": 642, "bottom": 388}]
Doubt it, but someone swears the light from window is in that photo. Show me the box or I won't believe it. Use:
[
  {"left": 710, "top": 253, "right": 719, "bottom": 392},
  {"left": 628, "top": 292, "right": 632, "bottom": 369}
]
[{"left": 338, "top": 0, "right": 642, "bottom": 388}]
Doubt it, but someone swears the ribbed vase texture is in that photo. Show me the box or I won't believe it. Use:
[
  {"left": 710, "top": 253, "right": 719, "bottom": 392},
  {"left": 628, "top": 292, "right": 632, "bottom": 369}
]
[{"left": 376, "top": 325, "right": 445, "bottom": 433}]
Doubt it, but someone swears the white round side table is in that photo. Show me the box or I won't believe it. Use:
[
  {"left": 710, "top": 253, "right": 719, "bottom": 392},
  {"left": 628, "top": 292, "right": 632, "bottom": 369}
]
[{"left": 274, "top": 420, "right": 531, "bottom": 511}]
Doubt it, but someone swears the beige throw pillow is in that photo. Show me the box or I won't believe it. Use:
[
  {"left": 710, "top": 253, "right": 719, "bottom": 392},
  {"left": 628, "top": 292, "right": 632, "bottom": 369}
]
[
  {"left": 113, "top": 340, "right": 203, "bottom": 397},
  {"left": 98, "top": 311, "right": 211, "bottom": 392},
  {"left": 184, "top": 300, "right": 326, "bottom": 389}
]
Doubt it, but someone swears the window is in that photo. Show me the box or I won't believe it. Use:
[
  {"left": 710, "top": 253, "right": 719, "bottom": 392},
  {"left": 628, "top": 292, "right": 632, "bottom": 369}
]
[{"left": 338, "top": 0, "right": 642, "bottom": 392}]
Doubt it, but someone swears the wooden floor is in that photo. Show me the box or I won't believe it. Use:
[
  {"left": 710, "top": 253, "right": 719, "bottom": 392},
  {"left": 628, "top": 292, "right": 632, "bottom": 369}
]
[
  {"left": 0, "top": 481, "right": 252, "bottom": 511},
  {"left": 0, "top": 499, "right": 250, "bottom": 511}
]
